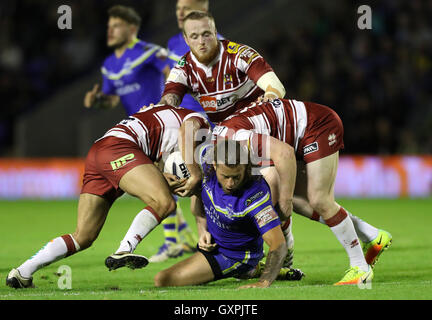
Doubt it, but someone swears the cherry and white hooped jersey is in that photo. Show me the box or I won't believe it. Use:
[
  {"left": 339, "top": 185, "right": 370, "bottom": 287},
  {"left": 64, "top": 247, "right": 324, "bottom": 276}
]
[
  {"left": 163, "top": 39, "right": 274, "bottom": 123},
  {"left": 213, "top": 99, "right": 307, "bottom": 153},
  {"left": 98, "top": 105, "right": 209, "bottom": 162}
]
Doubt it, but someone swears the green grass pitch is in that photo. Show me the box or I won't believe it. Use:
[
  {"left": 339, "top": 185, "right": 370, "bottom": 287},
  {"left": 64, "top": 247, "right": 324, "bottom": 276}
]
[{"left": 0, "top": 197, "right": 431, "bottom": 300}]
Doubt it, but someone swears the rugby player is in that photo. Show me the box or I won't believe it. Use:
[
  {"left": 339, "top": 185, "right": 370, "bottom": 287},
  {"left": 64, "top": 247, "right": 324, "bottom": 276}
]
[
  {"left": 154, "top": 139, "right": 299, "bottom": 288},
  {"left": 83, "top": 5, "right": 173, "bottom": 116},
  {"left": 213, "top": 99, "right": 392, "bottom": 285},
  {"left": 83, "top": 5, "right": 198, "bottom": 259},
  {"left": 161, "top": 11, "right": 286, "bottom": 123},
  {"left": 6, "top": 105, "right": 209, "bottom": 288},
  {"left": 149, "top": 0, "right": 218, "bottom": 263}
]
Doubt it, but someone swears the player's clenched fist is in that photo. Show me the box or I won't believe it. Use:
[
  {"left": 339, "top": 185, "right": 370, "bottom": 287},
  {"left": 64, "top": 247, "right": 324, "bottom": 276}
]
[{"left": 84, "top": 84, "right": 102, "bottom": 108}]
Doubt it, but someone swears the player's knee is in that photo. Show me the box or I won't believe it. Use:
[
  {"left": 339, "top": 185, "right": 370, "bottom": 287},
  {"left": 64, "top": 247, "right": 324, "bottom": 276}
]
[
  {"left": 154, "top": 269, "right": 174, "bottom": 287},
  {"left": 155, "top": 198, "right": 177, "bottom": 220},
  {"left": 72, "top": 231, "right": 97, "bottom": 250},
  {"left": 308, "top": 194, "right": 333, "bottom": 216}
]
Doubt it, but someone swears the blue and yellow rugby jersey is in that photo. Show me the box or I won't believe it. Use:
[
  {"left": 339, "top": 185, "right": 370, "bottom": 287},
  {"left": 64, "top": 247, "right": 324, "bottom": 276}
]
[
  {"left": 101, "top": 38, "right": 176, "bottom": 116},
  {"left": 200, "top": 155, "right": 281, "bottom": 262}
]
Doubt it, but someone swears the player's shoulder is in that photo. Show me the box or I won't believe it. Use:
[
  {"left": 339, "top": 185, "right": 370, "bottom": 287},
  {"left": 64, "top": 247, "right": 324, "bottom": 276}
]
[
  {"left": 102, "top": 51, "right": 117, "bottom": 68},
  {"left": 241, "top": 178, "right": 271, "bottom": 209},
  {"left": 172, "top": 51, "right": 194, "bottom": 70},
  {"left": 222, "top": 39, "right": 252, "bottom": 55},
  {"left": 132, "top": 39, "right": 167, "bottom": 57}
]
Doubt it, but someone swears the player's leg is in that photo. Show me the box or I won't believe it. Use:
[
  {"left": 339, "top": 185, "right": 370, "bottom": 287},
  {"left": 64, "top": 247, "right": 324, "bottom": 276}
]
[
  {"left": 293, "top": 161, "right": 376, "bottom": 234},
  {"left": 306, "top": 152, "right": 373, "bottom": 285},
  {"left": 7, "top": 193, "right": 110, "bottom": 288},
  {"left": 106, "top": 164, "right": 176, "bottom": 270},
  {"left": 149, "top": 209, "right": 184, "bottom": 263},
  {"left": 154, "top": 251, "right": 214, "bottom": 287},
  {"left": 293, "top": 160, "right": 391, "bottom": 267}
]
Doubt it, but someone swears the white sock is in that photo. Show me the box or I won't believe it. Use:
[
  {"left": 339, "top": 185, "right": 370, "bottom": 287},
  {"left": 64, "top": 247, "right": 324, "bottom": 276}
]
[
  {"left": 17, "top": 234, "right": 80, "bottom": 278},
  {"left": 312, "top": 209, "right": 379, "bottom": 243},
  {"left": 282, "top": 217, "right": 294, "bottom": 250},
  {"left": 326, "top": 208, "right": 369, "bottom": 272},
  {"left": 116, "top": 207, "right": 160, "bottom": 254},
  {"left": 346, "top": 210, "right": 379, "bottom": 243}
]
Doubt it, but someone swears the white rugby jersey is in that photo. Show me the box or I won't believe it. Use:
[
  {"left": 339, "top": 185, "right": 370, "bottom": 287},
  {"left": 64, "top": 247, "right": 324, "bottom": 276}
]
[
  {"left": 99, "top": 105, "right": 209, "bottom": 162},
  {"left": 163, "top": 39, "right": 274, "bottom": 123},
  {"left": 213, "top": 99, "right": 307, "bottom": 154}
]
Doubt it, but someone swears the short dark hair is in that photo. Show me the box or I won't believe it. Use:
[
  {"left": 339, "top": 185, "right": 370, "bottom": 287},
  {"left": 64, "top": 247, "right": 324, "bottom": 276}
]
[
  {"left": 108, "top": 5, "right": 141, "bottom": 28},
  {"left": 204, "top": 139, "right": 259, "bottom": 185},
  {"left": 182, "top": 11, "right": 215, "bottom": 33}
]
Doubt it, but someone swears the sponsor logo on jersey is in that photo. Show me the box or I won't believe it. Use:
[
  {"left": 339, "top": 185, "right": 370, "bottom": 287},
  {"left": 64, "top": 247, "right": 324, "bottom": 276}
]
[
  {"left": 303, "top": 142, "right": 319, "bottom": 155},
  {"left": 254, "top": 205, "right": 278, "bottom": 228},
  {"left": 270, "top": 99, "right": 282, "bottom": 108},
  {"left": 227, "top": 41, "right": 240, "bottom": 54},
  {"left": 110, "top": 153, "right": 136, "bottom": 170},
  {"left": 199, "top": 95, "right": 236, "bottom": 112},
  {"left": 328, "top": 133, "right": 337, "bottom": 146},
  {"left": 177, "top": 56, "right": 186, "bottom": 67},
  {"left": 199, "top": 96, "right": 218, "bottom": 112},
  {"left": 212, "top": 125, "right": 228, "bottom": 137},
  {"left": 116, "top": 83, "right": 141, "bottom": 96},
  {"left": 245, "top": 191, "right": 264, "bottom": 207}
]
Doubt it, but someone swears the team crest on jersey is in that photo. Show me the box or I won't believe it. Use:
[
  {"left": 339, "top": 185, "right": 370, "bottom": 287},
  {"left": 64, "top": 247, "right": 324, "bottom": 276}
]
[
  {"left": 224, "top": 74, "right": 233, "bottom": 85},
  {"left": 110, "top": 153, "right": 136, "bottom": 170},
  {"left": 227, "top": 41, "right": 240, "bottom": 54}
]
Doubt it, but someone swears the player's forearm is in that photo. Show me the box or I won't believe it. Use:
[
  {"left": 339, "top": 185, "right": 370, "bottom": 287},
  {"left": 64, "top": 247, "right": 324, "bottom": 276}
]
[
  {"left": 269, "top": 137, "right": 296, "bottom": 216},
  {"left": 179, "top": 119, "right": 202, "bottom": 177},
  {"left": 191, "top": 197, "right": 208, "bottom": 237},
  {"left": 258, "top": 242, "right": 287, "bottom": 285},
  {"left": 159, "top": 93, "right": 181, "bottom": 107},
  {"left": 256, "top": 72, "right": 286, "bottom": 99},
  {"left": 195, "top": 215, "right": 208, "bottom": 238}
]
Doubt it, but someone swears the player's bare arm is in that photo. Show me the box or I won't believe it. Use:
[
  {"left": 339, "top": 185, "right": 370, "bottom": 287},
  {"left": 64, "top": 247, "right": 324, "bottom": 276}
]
[
  {"left": 175, "top": 117, "right": 205, "bottom": 197},
  {"left": 267, "top": 135, "right": 296, "bottom": 219},
  {"left": 159, "top": 93, "right": 182, "bottom": 107},
  {"left": 84, "top": 84, "right": 120, "bottom": 109},
  {"left": 239, "top": 225, "right": 287, "bottom": 288},
  {"left": 191, "top": 195, "right": 216, "bottom": 252}
]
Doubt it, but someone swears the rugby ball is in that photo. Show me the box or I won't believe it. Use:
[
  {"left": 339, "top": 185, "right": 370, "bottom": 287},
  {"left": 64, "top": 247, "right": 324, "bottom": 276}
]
[{"left": 164, "top": 151, "right": 190, "bottom": 179}]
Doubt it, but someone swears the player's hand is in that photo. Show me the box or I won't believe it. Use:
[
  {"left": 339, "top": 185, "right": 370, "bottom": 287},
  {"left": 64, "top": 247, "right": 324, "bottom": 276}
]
[
  {"left": 139, "top": 103, "right": 155, "bottom": 112},
  {"left": 238, "top": 280, "right": 271, "bottom": 289},
  {"left": 163, "top": 173, "right": 187, "bottom": 191},
  {"left": 256, "top": 93, "right": 278, "bottom": 103},
  {"left": 198, "top": 231, "right": 217, "bottom": 252},
  {"left": 84, "top": 84, "right": 102, "bottom": 108},
  {"left": 174, "top": 173, "right": 201, "bottom": 197}
]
